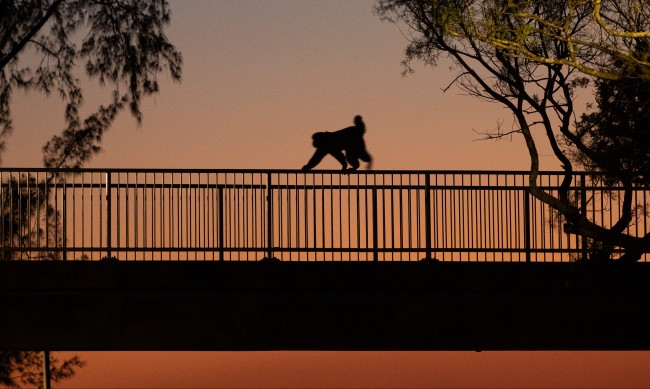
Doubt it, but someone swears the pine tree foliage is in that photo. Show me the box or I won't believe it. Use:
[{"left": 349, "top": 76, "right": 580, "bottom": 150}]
[{"left": 0, "top": 0, "right": 182, "bottom": 168}]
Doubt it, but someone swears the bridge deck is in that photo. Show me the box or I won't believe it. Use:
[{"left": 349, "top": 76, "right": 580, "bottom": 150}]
[{"left": 1, "top": 260, "right": 649, "bottom": 351}]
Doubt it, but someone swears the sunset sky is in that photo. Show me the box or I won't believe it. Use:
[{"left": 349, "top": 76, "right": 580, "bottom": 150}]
[
  {"left": 5, "top": 0, "right": 545, "bottom": 171},
  {"left": 3, "top": 0, "right": 650, "bottom": 388}
]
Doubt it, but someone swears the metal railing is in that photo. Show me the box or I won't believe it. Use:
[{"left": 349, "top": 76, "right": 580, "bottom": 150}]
[{"left": 1, "top": 168, "right": 648, "bottom": 261}]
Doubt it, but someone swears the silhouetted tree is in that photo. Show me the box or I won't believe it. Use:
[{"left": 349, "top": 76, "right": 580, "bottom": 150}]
[
  {"left": 0, "top": 0, "right": 182, "bottom": 168},
  {"left": 568, "top": 41, "right": 650, "bottom": 260},
  {"left": 0, "top": 351, "right": 84, "bottom": 388},
  {"left": 1, "top": 177, "right": 80, "bottom": 387},
  {"left": 0, "top": 175, "right": 61, "bottom": 260},
  {"left": 574, "top": 68, "right": 650, "bottom": 186},
  {"left": 375, "top": 0, "right": 650, "bottom": 261}
]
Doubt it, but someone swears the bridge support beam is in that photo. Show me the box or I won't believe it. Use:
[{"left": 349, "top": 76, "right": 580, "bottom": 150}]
[{"left": 1, "top": 261, "right": 650, "bottom": 351}]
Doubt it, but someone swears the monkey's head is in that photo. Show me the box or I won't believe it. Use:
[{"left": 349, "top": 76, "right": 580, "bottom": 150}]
[{"left": 354, "top": 115, "right": 364, "bottom": 128}]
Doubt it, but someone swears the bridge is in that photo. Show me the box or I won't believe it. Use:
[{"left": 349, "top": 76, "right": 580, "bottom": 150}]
[{"left": 2, "top": 168, "right": 650, "bottom": 351}]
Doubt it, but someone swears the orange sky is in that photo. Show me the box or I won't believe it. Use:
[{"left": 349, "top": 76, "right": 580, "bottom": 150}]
[
  {"left": 3, "top": 1, "right": 650, "bottom": 388},
  {"left": 5, "top": 0, "right": 546, "bottom": 171}
]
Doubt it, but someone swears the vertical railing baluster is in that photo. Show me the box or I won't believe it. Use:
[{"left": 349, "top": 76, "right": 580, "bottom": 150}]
[
  {"left": 62, "top": 176, "right": 67, "bottom": 261},
  {"left": 91, "top": 173, "right": 94, "bottom": 260},
  {"left": 372, "top": 179, "right": 378, "bottom": 262},
  {"left": 54, "top": 176, "right": 59, "bottom": 259},
  {"left": 218, "top": 185, "right": 224, "bottom": 261},
  {"left": 266, "top": 172, "right": 273, "bottom": 260},
  {"left": 0, "top": 171, "right": 3, "bottom": 258},
  {"left": 26, "top": 174, "right": 31, "bottom": 259},
  {"left": 580, "top": 172, "right": 588, "bottom": 261},
  {"left": 425, "top": 173, "right": 432, "bottom": 260},
  {"left": 524, "top": 185, "right": 531, "bottom": 263},
  {"left": 105, "top": 172, "right": 112, "bottom": 259},
  {"left": 42, "top": 174, "right": 46, "bottom": 260}
]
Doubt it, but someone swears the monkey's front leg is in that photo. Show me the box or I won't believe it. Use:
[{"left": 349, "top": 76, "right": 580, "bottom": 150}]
[
  {"left": 302, "top": 149, "right": 328, "bottom": 171},
  {"left": 331, "top": 150, "right": 348, "bottom": 171}
]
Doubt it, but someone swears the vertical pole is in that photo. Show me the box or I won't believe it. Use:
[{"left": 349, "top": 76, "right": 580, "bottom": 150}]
[
  {"left": 580, "top": 173, "right": 588, "bottom": 260},
  {"left": 266, "top": 173, "right": 273, "bottom": 260},
  {"left": 62, "top": 179, "right": 67, "bottom": 261},
  {"left": 218, "top": 186, "right": 224, "bottom": 261},
  {"left": 524, "top": 187, "right": 531, "bottom": 263},
  {"left": 44, "top": 176, "right": 48, "bottom": 260},
  {"left": 106, "top": 172, "right": 112, "bottom": 259},
  {"left": 43, "top": 351, "right": 51, "bottom": 389},
  {"left": 372, "top": 184, "right": 378, "bottom": 261},
  {"left": 424, "top": 174, "right": 432, "bottom": 260}
]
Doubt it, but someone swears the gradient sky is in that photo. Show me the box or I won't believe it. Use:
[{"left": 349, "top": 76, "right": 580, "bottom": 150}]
[
  {"left": 5, "top": 0, "right": 547, "bottom": 171},
  {"left": 4, "top": 0, "right": 650, "bottom": 388}
]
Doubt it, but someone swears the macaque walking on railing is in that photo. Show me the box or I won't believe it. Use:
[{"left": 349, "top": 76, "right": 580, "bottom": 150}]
[{"left": 301, "top": 115, "right": 373, "bottom": 171}]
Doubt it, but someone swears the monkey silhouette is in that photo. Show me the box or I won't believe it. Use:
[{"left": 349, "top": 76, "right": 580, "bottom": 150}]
[{"left": 301, "top": 115, "right": 372, "bottom": 171}]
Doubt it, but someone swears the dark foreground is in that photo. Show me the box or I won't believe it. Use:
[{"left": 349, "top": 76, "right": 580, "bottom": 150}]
[{"left": 0, "top": 260, "right": 648, "bottom": 351}]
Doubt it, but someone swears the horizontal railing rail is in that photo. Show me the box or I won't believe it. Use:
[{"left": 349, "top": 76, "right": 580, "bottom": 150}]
[{"left": 1, "top": 169, "right": 648, "bottom": 262}]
